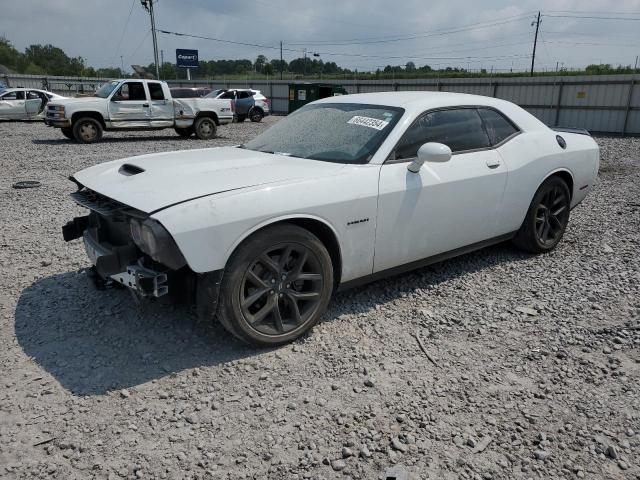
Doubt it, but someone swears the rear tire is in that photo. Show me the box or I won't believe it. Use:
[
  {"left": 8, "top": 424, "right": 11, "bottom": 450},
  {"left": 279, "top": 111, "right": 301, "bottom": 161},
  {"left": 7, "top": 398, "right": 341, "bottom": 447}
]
[
  {"left": 61, "top": 127, "right": 74, "bottom": 139},
  {"left": 175, "top": 127, "right": 193, "bottom": 138},
  {"left": 513, "top": 176, "right": 571, "bottom": 253},
  {"left": 249, "top": 108, "right": 264, "bottom": 122},
  {"left": 72, "top": 117, "right": 103, "bottom": 144},
  {"left": 216, "top": 224, "right": 334, "bottom": 347},
  {"left": 194, "top": 117, "right": 217, "bottom": 140}
]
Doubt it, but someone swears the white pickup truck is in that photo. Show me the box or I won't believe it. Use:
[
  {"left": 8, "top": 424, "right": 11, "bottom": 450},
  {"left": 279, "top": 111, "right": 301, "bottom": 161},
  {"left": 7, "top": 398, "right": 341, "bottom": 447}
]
[{"left": 44, "top": 79, "right": 233, "bottom": 143}]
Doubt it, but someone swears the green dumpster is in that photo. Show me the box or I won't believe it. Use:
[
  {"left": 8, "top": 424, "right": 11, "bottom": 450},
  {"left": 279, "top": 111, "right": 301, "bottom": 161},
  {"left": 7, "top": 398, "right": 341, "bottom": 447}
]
[{"left": 288, "top": 82, "right": 348, "bottom": 113}]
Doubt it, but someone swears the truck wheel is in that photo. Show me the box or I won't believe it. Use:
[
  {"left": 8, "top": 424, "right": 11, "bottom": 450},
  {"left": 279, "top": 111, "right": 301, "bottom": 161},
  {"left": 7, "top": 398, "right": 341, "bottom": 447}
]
[
  {"left": 72, "top": 117, "right": 103, "bottom": 144},
  {"left": 61, "top": 127, "right": 74, "bottom": 140},
  {"left": 194, "top": 117, "right": 217, "bottom": 140},
  {"left": 249, "top": 108, "right": 264, "bottom": 122},
  {"left": 175, "top": 127, "right": 194, "bottom": 138},
  {"left": 216, "top": 224, "right": 334, "bottom": 347}
]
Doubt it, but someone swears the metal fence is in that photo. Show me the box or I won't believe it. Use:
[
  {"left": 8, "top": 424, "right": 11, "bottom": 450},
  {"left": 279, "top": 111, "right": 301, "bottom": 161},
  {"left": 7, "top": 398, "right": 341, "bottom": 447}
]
[{"left": 4, "top": 73, "right": 639, "bottom": 135}]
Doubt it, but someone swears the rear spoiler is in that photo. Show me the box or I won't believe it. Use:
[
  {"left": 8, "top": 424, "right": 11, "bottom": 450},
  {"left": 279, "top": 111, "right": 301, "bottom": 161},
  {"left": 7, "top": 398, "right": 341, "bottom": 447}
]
[{"left": 552, "top": 127, "right": 591, "bottom": 136}]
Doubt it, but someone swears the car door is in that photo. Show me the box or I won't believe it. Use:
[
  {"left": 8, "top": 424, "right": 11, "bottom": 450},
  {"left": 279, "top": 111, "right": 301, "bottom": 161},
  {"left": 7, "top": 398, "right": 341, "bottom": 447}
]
[
  {"left": 147, "top": 82, "right": 174, "bottom": 128},
  {"left": 108, "top": 81, "right": 151, "bottom": 127},
  {"left": 374, "top": 107, "right": 509, "bottom": 273},
  {"left": 25, "top": 91, "right": 45, "bottom": 118},
  {"left": 235, "top": 91, "right": 253, "bottom": 115},
  {"left": 0, "top": 90, "right": 26, "bottom": 119}
]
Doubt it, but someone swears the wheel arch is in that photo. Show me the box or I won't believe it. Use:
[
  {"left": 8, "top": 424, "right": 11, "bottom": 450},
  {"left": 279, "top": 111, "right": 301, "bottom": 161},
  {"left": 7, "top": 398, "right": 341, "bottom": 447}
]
[
  {"left": 542, "top": 168, "right": 574, "bottom": 200},
  {"left": 224, "top": 215, "right": 343, "bottom": 287},
  {"left": 195, "top": 110, "right": 220, "bottom": 125},
  {"left": 71, "top": 111, "right": 106, "bottom": 128}
]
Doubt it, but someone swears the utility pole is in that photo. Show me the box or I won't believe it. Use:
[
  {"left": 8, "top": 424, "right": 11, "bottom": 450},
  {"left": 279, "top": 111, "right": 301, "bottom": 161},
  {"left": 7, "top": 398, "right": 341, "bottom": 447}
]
[
  {"left": 303, "top": 48, "right": 307, "bottom": 76},
  {"left": 120, "top": 55, "right": 124, "bottom": 75},
  {"left": 280, "top": 41, "right": 283, "bottom": 80},
  {"left": 141, "top": 0, "right": 160, "bottom": 80},
  {"left": 635, "top": 55, "right": 639, "bottom": 71},
  {"left": 530, "top": 11, "right": 541, "bottom": 77},
  {"left": 160, "top": 49, "right": 164, "bottom": 79}
]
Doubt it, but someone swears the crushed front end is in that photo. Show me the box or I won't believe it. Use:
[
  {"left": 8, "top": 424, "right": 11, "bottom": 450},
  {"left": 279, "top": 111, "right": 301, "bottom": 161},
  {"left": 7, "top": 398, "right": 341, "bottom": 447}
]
[{"left": 62, "top": 181, "right": 191, "bottom": 299}]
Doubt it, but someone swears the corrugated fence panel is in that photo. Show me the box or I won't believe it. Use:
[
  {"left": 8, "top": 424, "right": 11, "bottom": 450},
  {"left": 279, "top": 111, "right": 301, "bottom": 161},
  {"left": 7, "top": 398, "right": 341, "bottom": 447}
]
[{"left": 3, "top": 73, "right": 639, "bottom": 133}]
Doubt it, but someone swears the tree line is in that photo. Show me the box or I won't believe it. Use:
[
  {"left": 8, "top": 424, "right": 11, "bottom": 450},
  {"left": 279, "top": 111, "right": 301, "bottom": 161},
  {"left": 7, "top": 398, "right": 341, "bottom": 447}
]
[{"left": 1, "top": 37, "right": 638, "bottom": 80}]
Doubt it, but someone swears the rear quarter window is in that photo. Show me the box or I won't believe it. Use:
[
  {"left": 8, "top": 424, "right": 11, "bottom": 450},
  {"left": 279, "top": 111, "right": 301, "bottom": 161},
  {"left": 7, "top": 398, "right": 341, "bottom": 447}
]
[{"left": 478, "top": 108, "right": 519, "bottom": 145}]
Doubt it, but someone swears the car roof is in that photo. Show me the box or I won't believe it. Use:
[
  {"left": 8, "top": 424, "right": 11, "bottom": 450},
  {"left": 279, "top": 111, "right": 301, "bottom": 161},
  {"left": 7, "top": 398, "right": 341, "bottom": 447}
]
[{"left": 314, "top": 91, "right": 547, "bottom": 132}]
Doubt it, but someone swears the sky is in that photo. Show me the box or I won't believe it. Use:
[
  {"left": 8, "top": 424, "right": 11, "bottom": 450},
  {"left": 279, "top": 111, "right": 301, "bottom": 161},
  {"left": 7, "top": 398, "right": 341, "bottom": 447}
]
[{"left": 1, "top": 0, "right": 639, "bottom": 74}]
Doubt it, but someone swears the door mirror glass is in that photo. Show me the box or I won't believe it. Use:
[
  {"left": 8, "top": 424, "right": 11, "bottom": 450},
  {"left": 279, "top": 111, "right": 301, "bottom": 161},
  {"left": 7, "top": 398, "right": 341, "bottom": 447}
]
[{"left": 407, "top": 142, "right": 452, "bottom": 173}]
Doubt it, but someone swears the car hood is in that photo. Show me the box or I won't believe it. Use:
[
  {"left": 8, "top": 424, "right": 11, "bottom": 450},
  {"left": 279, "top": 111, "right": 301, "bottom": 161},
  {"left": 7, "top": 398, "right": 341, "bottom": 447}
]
[
  {"left": 73, "top": 146, "right": 345, "bottom": 213},
  {"left": 50, "top": 96, "right": 104, "bottom": 107}
]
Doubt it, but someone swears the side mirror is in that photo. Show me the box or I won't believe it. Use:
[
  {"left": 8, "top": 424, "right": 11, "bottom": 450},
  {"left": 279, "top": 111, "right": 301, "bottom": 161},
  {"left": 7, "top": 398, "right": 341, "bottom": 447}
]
[{"left": 407, "top": 142, "right": 452, "bottom": 173}]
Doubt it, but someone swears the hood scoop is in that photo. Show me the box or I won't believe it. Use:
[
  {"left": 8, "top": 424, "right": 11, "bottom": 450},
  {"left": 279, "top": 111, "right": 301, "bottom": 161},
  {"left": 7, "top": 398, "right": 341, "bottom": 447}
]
[{"left": 119, "top": 163, "right": 145, "bottom": 176}]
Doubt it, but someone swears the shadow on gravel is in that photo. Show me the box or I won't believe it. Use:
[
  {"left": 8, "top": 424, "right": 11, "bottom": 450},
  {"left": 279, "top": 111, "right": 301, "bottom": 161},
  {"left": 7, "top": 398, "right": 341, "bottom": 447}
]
[
  {"left": 329, "top": 242, "right": 532, "bottom": 318},
  {"left": 31, "top": 136, "right": 192, "bottom": 145},
  {"left": 15, "top": 243, "right": 530, "bottom": 396},
  {"left": 15, "top": 271, "right": 260, "bottom": 396}
]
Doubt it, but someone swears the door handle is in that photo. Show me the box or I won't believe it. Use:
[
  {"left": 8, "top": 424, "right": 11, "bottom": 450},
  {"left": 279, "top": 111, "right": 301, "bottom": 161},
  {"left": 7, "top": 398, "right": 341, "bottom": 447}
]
[
  {"left": 142, "top": 103, "right": 149, "bottom": 107},
  {"left": 486, "top": 158, "right": 501, "bottom": 169}
]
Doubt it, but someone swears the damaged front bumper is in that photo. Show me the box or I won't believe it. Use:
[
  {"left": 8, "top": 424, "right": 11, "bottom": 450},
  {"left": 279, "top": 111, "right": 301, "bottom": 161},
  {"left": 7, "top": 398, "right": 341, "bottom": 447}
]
[
  {"left": 82, "top": 229, "right": 168, "bottom": 297},
  {"left": 63, "top": 214, "right": 170, "bottom": 298}
]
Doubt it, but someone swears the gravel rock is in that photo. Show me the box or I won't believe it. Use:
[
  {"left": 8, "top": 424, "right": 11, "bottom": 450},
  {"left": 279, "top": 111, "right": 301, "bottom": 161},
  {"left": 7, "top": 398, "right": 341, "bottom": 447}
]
[{"left": 0, "top": 124, "right": 639, "bottom": 478}]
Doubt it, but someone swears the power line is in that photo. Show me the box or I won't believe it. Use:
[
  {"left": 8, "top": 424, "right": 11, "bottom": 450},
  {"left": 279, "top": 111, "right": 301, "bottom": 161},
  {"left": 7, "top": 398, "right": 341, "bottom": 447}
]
[
  {"left": 111, "top": 0, "right": 136, "bottom": 67},
  {"left": 285, "top": 13, "right": 535, "bottom": 46},
  {"left": 127, "top": 29, "right": 152, "bottom": 59},
  {"left": 158, "top": 29, "right": 530, "bottom": 62},
  {"left": 543, "top": 14, "right": 640, "bottom": 21}
]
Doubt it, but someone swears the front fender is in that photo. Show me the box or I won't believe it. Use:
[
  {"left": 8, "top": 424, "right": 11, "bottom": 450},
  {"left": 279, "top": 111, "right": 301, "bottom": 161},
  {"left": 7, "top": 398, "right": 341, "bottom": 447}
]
[{"left": 151, "top": 165, "right": 380, "bottom": 282}]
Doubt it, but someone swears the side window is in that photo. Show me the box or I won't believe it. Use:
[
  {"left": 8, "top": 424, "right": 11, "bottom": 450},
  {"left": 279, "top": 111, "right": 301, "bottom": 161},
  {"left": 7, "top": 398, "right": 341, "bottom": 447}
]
[
  {"left": 237, "top": 91, "right": 250, "bottom": 99},
  {"left": 219, "top": 91, "right": 235, "bottom": 99},
  {"left": 394, "top": 108, "right": 491, "bottom": 160},
  {"left": 115, "top": 82, "right": 146, "bottom": 101},
  {"left": 27, "top": 91, "right": 41, "bottom": 100},
  {"left": 478, "top": 108, "right": 519, "bottom": 145},
  {"left": 2, "top": 91, "right": 25, "bottom": 100},
  {"left": 148, "top": 82, "right": 165, "bottom": 101}
]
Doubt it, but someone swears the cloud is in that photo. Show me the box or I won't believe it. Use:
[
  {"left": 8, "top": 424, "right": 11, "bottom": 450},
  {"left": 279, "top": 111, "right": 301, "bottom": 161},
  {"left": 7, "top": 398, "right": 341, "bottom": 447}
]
[{"left": 1, "top": 0, "right": 640, "bottom": 73}]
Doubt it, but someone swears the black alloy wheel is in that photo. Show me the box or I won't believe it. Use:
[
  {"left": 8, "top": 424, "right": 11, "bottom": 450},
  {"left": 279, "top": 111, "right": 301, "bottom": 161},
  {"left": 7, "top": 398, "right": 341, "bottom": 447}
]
[
  {"left": 240, "top": 243, "right": 323, "bottom": 336},
  {"left": 534, "top": 184, "right": 570, "bottom": 247},
  {"left": 216, "top": 224, "right": 334, "bottom": 346},
  {"left": 513, "top": 176, "right": 571, "bottom": 253}
]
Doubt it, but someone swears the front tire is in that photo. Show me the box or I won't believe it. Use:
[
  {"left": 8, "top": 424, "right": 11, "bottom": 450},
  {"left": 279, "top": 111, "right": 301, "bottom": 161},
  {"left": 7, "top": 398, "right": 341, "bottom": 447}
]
[
  {"left": 175, "top": 126, "right": 194, "bottom": 138},
  {"left": 513, "top": 176, "right": 571, "bottom": 253},
  {"left": 61, "top": 127, "right": 74, "bottom": 140},
  {"left": 217, "top": 225, "right": 334, "bottom": 347},
  {"left": 72, "top": 117, "right": 103, "bottom": 144},
  {"left": 194, "top": 116, "right": 217, "bottom": 140}
]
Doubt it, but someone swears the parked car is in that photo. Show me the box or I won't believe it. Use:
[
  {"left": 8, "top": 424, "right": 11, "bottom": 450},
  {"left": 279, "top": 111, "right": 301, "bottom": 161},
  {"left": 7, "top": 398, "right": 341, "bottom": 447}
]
[
  {"left": 62, "top": 92, "right": 599, "bottom": 346},
  {"left": 170, "top": 87, "right": 212, "bottom": 98},
  {"left": 205, "top": 88, "right": 269, "bottom": 122},
  {"left": 44, "top": 79, "right": 232, "bottom": 143},
  {"left": 0, "top": 88, "right": 66, "bottom": 120}
]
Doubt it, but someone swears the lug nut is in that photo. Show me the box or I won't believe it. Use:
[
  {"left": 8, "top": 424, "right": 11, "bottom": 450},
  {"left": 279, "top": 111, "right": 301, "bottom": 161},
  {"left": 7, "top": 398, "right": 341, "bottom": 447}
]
[{"left": 286, "top": 283, "right": 290, "bottom": 288}]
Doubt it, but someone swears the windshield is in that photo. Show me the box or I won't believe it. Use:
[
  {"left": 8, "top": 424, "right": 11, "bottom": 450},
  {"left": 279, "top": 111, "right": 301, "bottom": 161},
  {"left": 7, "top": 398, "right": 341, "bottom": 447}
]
[
  {"left": 205, "top": 89, "right": 225, "bottom": 99},
  {"left": 242, "top": 103, "right": 404, "bottom": 164},
  {"left": 94, "top": 80, "right": 120, "bottom": 98}
]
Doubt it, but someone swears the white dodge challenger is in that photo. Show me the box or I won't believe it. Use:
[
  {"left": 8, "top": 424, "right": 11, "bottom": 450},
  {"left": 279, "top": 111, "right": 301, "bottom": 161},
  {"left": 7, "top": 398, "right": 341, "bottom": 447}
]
[{"left": 63, "top": 92, "right": 599, "bottom": 346}]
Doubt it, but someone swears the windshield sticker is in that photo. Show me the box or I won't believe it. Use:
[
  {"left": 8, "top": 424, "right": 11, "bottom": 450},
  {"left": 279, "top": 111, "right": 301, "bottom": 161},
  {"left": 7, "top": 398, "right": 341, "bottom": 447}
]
[{"left": 347, "top": 115, "right": 389, "bottom": 130}]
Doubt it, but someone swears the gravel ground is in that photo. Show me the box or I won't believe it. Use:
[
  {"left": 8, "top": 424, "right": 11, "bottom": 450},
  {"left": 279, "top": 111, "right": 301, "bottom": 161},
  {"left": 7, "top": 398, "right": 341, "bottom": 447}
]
[{"left": 0, "top": 119, "right": 639, "bottom": 480}]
